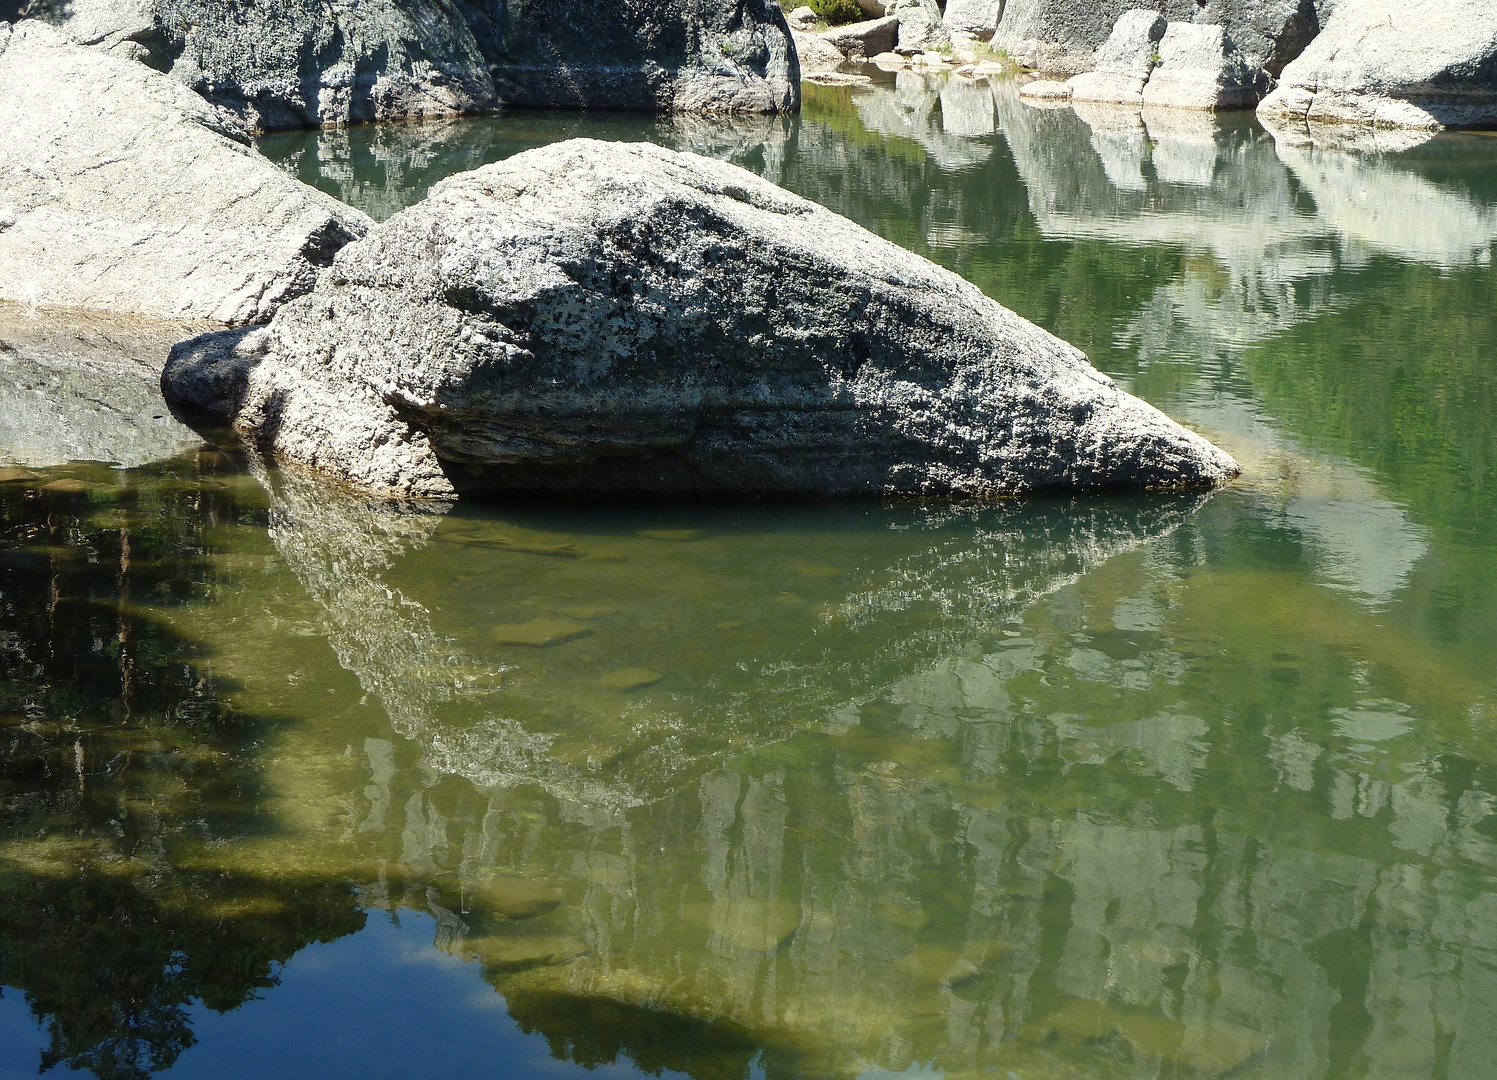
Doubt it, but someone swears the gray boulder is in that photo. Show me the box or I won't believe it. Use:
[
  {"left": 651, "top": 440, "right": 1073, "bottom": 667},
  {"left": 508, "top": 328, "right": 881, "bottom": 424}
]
[
  {"left": 1141, "top": 22, "right": 1267, "bottom": 109},
  {"left": 12, "top": 0, "right": 799, "bottom": 131},
  {"left": 891, "top": 0, "right": 948, "bottom": 54},
  {"left": 0, "top": 21, "right": 371, "bottom": 325},
  {"left": 943, "top": 0, "right": 1007, "bottom": 36},
  {"left": 990, "top": 0, "right": 1323, "bottom": 76},
  {"left": 787, "top": 7, "right": 820, "bottom": 32},
  {"left": 162, "top": 139, "right": 1237, "bottom": 500},
  {"left": 1068, "top": 9, "right": 1167, "bottom": 105},
  {"left": 1191, "top": 0, "right": 1327, "bottom": 75},
  {"left": 1257, "top": 0, "right": 1497, "bottom": 130},
  {"left": 821, "top": 15, "right": 901, "bottom": 60},
  {"left": 793, "top": 29, "right": 849, "bottom": 74},
  {"left": 992, "top": 0, "right": 1196, "bottom": 74}
]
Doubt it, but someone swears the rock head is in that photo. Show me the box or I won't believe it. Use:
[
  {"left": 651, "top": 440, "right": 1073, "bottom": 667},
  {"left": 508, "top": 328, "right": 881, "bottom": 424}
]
[{"left": 163, "top": 138, "right": 1239, "bottom": 500}]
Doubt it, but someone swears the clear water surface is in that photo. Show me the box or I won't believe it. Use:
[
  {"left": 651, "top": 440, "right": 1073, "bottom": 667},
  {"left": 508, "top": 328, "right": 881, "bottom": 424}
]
[{"left": 2, "top": 74, "right": 1496, "bottom": 1080}]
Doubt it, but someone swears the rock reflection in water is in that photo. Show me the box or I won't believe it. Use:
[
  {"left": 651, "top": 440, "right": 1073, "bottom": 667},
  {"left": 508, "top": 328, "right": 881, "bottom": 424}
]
[
  {"left": 0, "top": 303, "right": 204, "bottom": 469},
  {"left": 6, "top": 456, "right": 1497, "bottom": 1079},
  {"left": 5, "top": 75, "right": 1497, "bottom": 1080},
  {"left": 261, "top": 465, "right": 1202, "bottom": 807}
]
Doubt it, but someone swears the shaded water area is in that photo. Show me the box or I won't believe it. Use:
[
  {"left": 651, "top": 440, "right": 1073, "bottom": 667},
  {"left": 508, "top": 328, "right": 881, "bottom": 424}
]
[{"left": 3, "top": 74, "right": 1497, "bottom": 1079}]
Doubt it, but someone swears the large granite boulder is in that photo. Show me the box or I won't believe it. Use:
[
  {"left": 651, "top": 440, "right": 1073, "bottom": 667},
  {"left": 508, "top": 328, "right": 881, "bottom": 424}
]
[
  {"left": 1258, "top": 0, "right": 1497, "bottom": 130},
  {"left": 0, "top": 21, "right": 371, "bottom": 325},
  {"left": 989, "top": 0, "right": 1325, "bottom": 76},
  {"left": 1068, "top": 9, "right": 1167, "bottom": 105},
  {"left": 162, "top": 139, "right": 1237, "bottom": 500},
  {"left": 943, "top": 0, "right": 1007, "bottom": 37},
  {"left": 1141, "top": 22, "right": 1267, "bottom": 109},
  {"left": 11, "top": 0, "right": 799, "bottom": 130}
]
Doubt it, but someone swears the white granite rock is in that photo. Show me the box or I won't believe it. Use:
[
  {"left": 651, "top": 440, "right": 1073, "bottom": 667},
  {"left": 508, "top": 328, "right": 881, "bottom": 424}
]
[
  {"left": 0, "top": 21, "right": 371, "bottom": 325},
  {"left": 162, "top": 139, "right": 1238, "bottom": 500}
]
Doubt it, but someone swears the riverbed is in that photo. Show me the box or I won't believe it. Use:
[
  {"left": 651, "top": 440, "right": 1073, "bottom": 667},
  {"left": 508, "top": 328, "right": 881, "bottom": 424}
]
[{"left": 2, "top": 74, "right": 1496, "bottom": 1080}]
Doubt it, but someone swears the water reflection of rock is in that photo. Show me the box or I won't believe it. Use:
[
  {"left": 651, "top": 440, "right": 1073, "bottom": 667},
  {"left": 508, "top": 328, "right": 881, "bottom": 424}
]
[
  {"left": 261, "top": 465, "right": 1203, "bottom": 810},
  {"left": 991, "top": 80, "right": 1497, "bottom": 340},
  {"left": 250, "top": 462, "right": 1497, "bottom": 1078},
  {"left": 0, "top": 303, "right": 204, "bottom": 468},
  {"left": 335, "top": 491, "right": 1497, "bottom": 1080}
]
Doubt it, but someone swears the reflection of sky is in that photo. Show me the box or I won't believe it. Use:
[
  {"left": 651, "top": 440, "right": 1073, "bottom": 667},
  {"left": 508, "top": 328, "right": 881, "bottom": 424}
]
[{"left": 0, "top": 914, "right": 685, "bottom": 1080}]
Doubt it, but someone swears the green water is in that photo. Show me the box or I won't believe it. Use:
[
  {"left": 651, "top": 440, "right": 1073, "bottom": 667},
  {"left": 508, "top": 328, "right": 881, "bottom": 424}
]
[{"left": 4, "top": 76, "right": 1497, "bottom": 1079}]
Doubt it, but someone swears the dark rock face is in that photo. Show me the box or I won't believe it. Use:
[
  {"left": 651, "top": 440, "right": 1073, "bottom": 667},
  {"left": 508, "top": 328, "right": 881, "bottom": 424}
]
[
  {"left": 163, "top": 139, "right": 1238, "bottom": 500},
  {"left": 488, "top": 0, "right": 799, "bottom": 113},
  {"left": 13, "top": 0, "right": 798, "bottom": 131}
]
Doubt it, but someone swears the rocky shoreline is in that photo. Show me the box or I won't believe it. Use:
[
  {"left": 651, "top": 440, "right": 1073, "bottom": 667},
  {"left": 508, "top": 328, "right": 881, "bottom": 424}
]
[
  {"left": 0, "top": 2, "right": 1266, "bottom": 500},
  {"left": 793, "top": 0, "right": 1496, "bottom": 132},
  {"left": 7, "top": 0, "right": 801, "bottom": 130}
]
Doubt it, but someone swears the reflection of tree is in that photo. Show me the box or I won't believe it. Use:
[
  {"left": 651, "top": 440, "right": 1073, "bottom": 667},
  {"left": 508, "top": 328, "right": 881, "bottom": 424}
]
[{"left": 0, "top": 456, "right": 364, "bottom": 1078}]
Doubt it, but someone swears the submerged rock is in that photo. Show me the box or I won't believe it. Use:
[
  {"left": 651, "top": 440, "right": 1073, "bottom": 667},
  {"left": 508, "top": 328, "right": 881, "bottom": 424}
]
[
  {"left": 1257, "top": 0, "right": 1497, "bottom": 130},
  {"left": 163, "top": 139, "right": 1238, "bottom": 500},
  {"left": 16, "top": 0, "right": 799, "bottom": 130},
  {"left": 0, "top": 21, "right": 371, "bottom": 324}
]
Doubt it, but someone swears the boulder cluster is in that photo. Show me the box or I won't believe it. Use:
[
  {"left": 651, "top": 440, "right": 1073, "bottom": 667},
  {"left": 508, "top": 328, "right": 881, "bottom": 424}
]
[
  {"left": 4, "top": 0, "right": 800, "bottom": 130},
  {"left": 0, "top": 1, "right": 1240, "bottom": 501},
  {"left": 796, "top": 0, "right": 1497, "bottom": 131}
]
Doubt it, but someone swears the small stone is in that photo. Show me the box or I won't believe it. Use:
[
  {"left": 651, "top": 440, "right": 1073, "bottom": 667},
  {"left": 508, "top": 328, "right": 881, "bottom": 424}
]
[
  {"left": 491, "top": 619, "right": 591, "bottom": 647},
  {"left": 600, "top": 668, "right": 663, "bottom": 692},
  {"left": 1019, "top": 80, "right": 1073, "bottom": 101},
  {"left": 40, "top": 478, "right": 92, "bottom": 495}
]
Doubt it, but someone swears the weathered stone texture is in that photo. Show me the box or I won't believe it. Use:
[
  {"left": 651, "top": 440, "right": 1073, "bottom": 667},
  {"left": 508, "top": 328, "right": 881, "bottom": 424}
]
[
  {"left": 1067, "top": 9, "right": 1167, "bottom": 105},
  {"left": 1258, "top": 0, "right": 1497, "bottom": 130},
  {"left": 0, "top": 21, "right": 371, "bottom": 324},
  {"left": 163, "top": 139, "right": 1237, "bottom": 500},
  {"left": 11, "top": 0, "right": 799, "bottom": 129},
  {"left": 1142, "top": 22, "right": 1267, "bottom": 109}
]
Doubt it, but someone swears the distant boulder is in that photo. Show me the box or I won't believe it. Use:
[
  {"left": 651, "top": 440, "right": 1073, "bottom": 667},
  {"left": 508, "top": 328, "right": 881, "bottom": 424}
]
[
  {"left": 163, "top": 139, "right": 1238, "bottom": 500},
  {"left": 13, "top": 0, "right": 799, "bottom": 131},
  {"left": 1142, "top": 22, "right": 1267, "bottom": 110},
  {"left": 987, "top": 0, "right": 1325, "bottom": 78},
  {"left": 1068, "top": 9, "right": 1168, "bottom": 106},
  {"left": 1258, "top": 0, "right": 1497, "bottom": 130}
]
